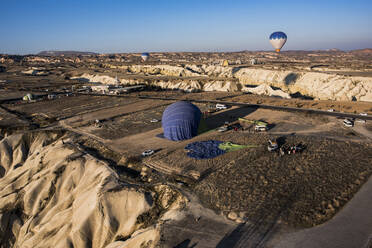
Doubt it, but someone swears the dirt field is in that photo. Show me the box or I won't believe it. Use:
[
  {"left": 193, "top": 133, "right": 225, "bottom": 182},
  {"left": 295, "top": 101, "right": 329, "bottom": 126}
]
[
  {"left": 1, "top": 51, "right": 372, "bottom": 247},
  {"left": 95, "top": 105, "right": 167, "bottom": 139},
  {"left": 133, "top": 105, "right": 372, "bottom": 228},
  {"left": 93, "top": 102, "right": 209, "bottom": 139},
  {"left": 0, "top": 107, "right": 28, "bottom": 128},
  {"left": 0, "top": 73, "right": 74, "bottom": 92},
  {"left": 225, "top": 93, "right": 372, "bottom": 115},
  {"left": 1, "top": 68, "right": 372, "bottom": 231},
  {"left": 146, "top": 130, "right": 372, "bottom": 228},
  {"left": 201, "top": 135, "right": 372, "bottom": 228},
  {"left": 130, "top": 90, "right": 244, "bottom": 101},
  {"left": 5, "top": 95, "right": 139, "bottom": 120},
  {"left": 127, "top": 89, "right": 372, "bottom": 117}
]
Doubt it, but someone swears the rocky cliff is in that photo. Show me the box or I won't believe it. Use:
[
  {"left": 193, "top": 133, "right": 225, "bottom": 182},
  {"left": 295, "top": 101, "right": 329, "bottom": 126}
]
[
  {"left": 73, "top": 64, "right": 372, "bottom": 102},
  {"left": 235, "top": 68, "right": 372, "bottom": 102}
]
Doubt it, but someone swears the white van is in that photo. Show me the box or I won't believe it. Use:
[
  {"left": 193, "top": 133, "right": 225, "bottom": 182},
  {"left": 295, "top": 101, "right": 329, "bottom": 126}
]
[
  {"left": 216, "top": 104, "right": 227, "bottom": 110},
  {"left": 255, "top": 124, "right": 267, "bottom": 131},
  {"left": 343, "top": 119, "right": 353, "bottom": 127}
]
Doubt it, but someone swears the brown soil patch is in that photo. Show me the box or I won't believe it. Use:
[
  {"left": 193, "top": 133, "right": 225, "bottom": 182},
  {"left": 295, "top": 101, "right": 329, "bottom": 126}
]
[
  {"left": 190, "top": 134, "right": 372, "bottom": 228},
  {"left": 225, "top": 94, "right": 372, "bottom": 115},
  {"left": 5, "top": 95, "right": 139, "bottom": 120}
]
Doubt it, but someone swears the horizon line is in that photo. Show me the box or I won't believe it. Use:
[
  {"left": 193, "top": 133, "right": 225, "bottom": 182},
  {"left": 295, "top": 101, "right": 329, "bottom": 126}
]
[{"left": 1, "top": 48, "right": 372, "bottom": 56}]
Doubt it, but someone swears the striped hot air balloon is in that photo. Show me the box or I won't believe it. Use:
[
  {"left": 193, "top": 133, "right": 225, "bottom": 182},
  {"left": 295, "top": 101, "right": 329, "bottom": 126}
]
[
  {"left": 269, "top": 32, "right": 287, "bottom": 52},
  {"left": 162, "top": 101, "right": 201, "bottom": 141},
  {"left": 141, "top": 52, "right": 150, "bottom": 61}
]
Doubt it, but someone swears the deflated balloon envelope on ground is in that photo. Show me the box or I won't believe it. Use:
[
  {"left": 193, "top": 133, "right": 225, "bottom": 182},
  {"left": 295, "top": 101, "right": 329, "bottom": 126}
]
[{"left": 269, "top": 31, "right": 287, "bottom": 52}]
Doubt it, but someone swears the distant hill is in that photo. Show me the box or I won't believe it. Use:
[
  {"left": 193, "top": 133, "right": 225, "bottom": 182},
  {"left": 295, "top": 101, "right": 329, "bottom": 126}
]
[
  {"left": 37, "top": 51, "right": 99, "bottom": 56},
  {"left": 326, "top": 48, "right": 343, "bottom": 52},
  {"left": 349, "top": 48, "right": 372, "bottom": 55}
]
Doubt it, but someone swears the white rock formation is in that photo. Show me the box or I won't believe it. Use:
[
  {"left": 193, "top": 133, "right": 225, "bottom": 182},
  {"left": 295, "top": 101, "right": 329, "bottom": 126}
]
[
  {"left": 234, "top": 68, "right": 293, "bottom": 88},
  {"left": 127, "top": 65, "right": 202, "bottom": 77},
  {"left": 235, "top": 68, "right": 372, "bottom": 102},
  {"left": 72, "top": 73, "right": 119, "bottom": 84},
  {"left": 203, "top": 81, "right": 239, "bottom": 92},
  {"left": 242, "top": 84, "right": 291, "bottom": 99},
  {"left": 294, "top": 73, "right": 372, "bottom": 102},
  {"left": 105, "top": 226, "right": 160, "bottom": 248},
  {"left": 103, "top": 64, "right": 234, "bottom": 78},
  {"left": 200, "top": 64, "right": 233, "bottom": 77},
  {"left": 0, "top": 132, "right": 184, "bottom": 248},
  {"left": 71, "top": 65, "right": 372, "bottom": 102},
  {"left": 74, "top": 73, "right": 240, "bottom": 92}
]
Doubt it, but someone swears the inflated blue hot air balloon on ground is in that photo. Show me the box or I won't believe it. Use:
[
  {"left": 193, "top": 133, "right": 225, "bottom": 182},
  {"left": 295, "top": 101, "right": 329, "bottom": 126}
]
[
  {"left": 162, "top": 101, "right": 202, "bottom": 141},
  {"left": 269, "top": 32, "right": 287, "bottom": 52},
  {"left": 141, "top": 52, "right": 150, "bottom": 61}
]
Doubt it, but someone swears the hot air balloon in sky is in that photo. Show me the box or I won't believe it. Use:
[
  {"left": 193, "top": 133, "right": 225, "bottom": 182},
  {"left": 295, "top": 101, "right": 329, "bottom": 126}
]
[
  {"left": 269, "top": 32, "right": 287, "bottom": 52},
  {"left": 141, "top": 52, "right": 149, "bottom": 61}
]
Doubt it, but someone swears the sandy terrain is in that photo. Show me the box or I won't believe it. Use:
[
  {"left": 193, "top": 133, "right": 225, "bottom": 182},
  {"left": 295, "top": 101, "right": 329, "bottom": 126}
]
[
  {"left": 0, "top": 51, "right": 372, "bottom": 247},
  {"left": 0, "top": 131, "right": 189, "bottom": 248}
]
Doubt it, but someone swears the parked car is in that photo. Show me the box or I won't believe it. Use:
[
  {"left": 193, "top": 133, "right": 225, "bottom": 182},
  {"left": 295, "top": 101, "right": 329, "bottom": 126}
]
[
  {"left": 360, "top": 113, "right": 368, "bottom": 116},
  {"left": 142, "top": 150, "right": 155, "bottom": 157},
  {"left": 343, "top": 119, "right": 354, "bottom": 127},
  {"left": 327, "top": 109, "right": 335, "bottom": 112},
  {"left": 216, "top": 104, "right": 227, "bottom": 110},
  {"left": 94, "top": 119, "right": 102, "bottom": 128},
  {"left": 255, "top": 124, "right": 268, "bottom": 132},
  {"left": 48, "top": 94, "right": 56, "bottom": 100},
  {"left": 267, "top": 140, "right": 278, "bottom": 151},
  {"left": 150, "top": 119, "right": 159, "bottom": 123},
  {"left": 231, "top": 123, "right": 242, "bottom": 131},
  {"left": 217, "top": 126, "right": 229, "bottom": 132}
]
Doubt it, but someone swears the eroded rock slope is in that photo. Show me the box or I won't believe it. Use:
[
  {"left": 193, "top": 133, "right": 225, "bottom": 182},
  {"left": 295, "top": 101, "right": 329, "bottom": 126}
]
[
  {"left": 0, "top": 131, "right": 184, "bottom": 248},
  {"left": 72, "top": 64, "right": 372, "bottom": 101}
]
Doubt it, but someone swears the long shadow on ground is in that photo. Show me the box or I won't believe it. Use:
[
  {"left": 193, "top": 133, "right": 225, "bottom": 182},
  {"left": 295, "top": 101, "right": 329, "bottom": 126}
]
[
  {"left": 216, "top": 189, "right": 298, "bottom": 248},
  {"left": 203, "top": 106, "right": 258, "bottom": 131}
]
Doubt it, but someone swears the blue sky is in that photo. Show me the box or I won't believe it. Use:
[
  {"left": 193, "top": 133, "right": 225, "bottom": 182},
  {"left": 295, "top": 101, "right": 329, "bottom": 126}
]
[{"left": 0, "top": 0, "right": 371, "bottom": 54}]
